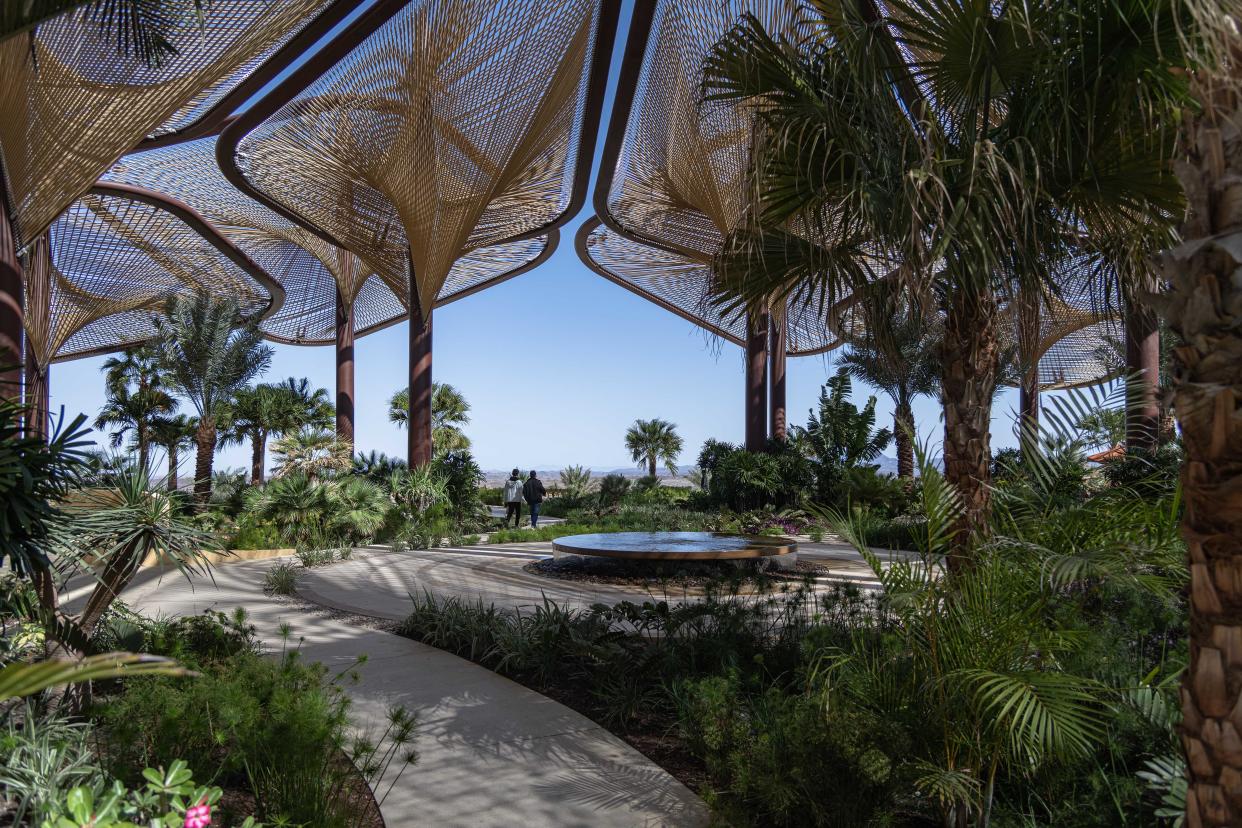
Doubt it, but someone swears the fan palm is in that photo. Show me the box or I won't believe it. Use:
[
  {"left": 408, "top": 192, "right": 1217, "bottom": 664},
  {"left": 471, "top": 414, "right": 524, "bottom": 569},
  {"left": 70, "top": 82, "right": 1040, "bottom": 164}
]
[
  {"left": 150, "top": 294, "right": 273, "bottom": 505},
  {"left": 388, "top": 383, "right": 472, "bottom": 453},
  {"left": 270, "top": 428, "right": 352, "bottom": 482},
  {"left": 222, "top": 378, "right": 333, "bottom": 484},
  {"left": 147, "top": 413, "right": 195, "bottom": 492},
  {"left": 243, "top": 473, "right": 330, "bottom": 550},
  {"left": 702, "top": 0, "right": 1190, "bottom": 563},
  {"left": 624, "top": 418, "right": 683, "bottom": 478}
]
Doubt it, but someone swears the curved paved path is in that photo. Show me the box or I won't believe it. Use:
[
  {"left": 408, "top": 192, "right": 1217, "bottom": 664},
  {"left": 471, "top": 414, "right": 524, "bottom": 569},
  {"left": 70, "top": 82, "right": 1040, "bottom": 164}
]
[{"left": 122, "top": 559, "right": 708, "bottom": 828}]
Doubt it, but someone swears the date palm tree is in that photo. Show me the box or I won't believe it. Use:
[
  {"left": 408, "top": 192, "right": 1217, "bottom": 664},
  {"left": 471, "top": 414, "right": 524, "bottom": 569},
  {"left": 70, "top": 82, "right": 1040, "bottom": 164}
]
[
  {"left": 388, "top": 382, "right": 471, "bottom": 453},
  {"left": 2, "top": 0, "right": 206, "bottom": 67},
  {"left": 147, "top": 413, "right": 195, "bottom": 492},
  {"left": 625, "top": 418, "right": 683, "bottom": 479},
  {"left": 94, "top": 346, "right": 176, "bottom": 474},
  {"left": 1146, "top": 11, "right": 1242, "bottom": 821},
  {"left": 222, "top": 378, "right": 333, "bottom": 484},
  {"left": 150, "top": 294, "right": 272, "bottom": 505},
  {"left": 839, "top": 303, "right": 940, "bottom": 479},
  {"left": 703, "top": 0, "right": 1189, "bottom": 563}
]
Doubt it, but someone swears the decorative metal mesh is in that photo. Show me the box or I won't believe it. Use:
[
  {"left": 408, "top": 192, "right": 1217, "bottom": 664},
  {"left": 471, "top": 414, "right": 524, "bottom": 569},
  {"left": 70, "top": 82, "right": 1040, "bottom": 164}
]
[
  {"left": 580, "top": 220, "right": 839, "bottom": 355},
  {"left": 104, "top": 135, "right": 551, "bottom": 344},
  {"left": 227, "top": 0, "right": 609, "bottom": 319},
  {"left": 0, "top": 0, "right": 333, "bottom": 249},
  {"left": 24, "top": 191, "right": 272, "bottom": 365}
]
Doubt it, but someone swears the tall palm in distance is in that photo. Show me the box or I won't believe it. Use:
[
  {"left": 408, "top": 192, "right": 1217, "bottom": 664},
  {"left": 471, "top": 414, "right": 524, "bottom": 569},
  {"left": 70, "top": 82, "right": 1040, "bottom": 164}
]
[
  {"left": 702, "top": 0, "right": 1189, "bottom": 559},
  {"left": 838, "top": 308, "right": 940, "bottom": 479},
  {"left": 222, "top": 378, "right": 334, "bottom": 484},
  {"left": 148, "top": 413, "right": 195, "bottom": 492},
  {"left": 625, "top": 418, "right": 683, "bottom": 479},
  {"left": 151, "top": 294, "right": 272, "bottom": 505},
  {"left": 94, "top": 346, "right": 176, "bottom": 473},
  {"left": 388, "top": 383, "right": 471, "bottom": 454}
]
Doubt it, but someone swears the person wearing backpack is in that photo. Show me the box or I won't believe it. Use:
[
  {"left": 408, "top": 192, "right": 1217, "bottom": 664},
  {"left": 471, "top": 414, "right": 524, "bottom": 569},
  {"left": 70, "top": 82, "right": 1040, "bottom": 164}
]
[{"left": 502, "top": 469, "right": 524, "bottom": 528}]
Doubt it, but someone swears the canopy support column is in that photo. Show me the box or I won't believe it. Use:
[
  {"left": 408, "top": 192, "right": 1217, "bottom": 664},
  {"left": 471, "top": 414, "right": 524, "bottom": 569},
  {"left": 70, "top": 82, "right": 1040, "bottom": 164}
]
[
  {"left": 0, "top": 193, "right": 21, "bottom": 405},
  {"left": 1125, "top": 303, "right": 1160, "bottom": 452},
  {"left": 335, "top": 285, "right": 355, "bottom": 447},
  {"left": 745, "top": 309, "right": 768, "bottom": 452},
  {"left": 408, "top": 307, "right": 433, "bottom": 467},
  {"left": 769, "top": 314, "right": 787, "bottom": 441},
  {"left": 24, "top": 358, "right": 48, "bottom": 442}
]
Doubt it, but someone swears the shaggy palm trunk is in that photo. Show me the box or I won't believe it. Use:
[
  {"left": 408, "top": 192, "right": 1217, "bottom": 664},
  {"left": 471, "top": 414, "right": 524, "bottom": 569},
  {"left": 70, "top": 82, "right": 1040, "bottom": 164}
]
[
  {"left": 251, "top": 431, "right": 266, "bottom": 484},
  {"left": 193, "top": 418, "right": 217, "bottom": 506},
  {"left": 78, "top": 540, "right": 143, "bottom": 636},
  {"left": 1159, "top": 60, "right": 1242, "bottom": 828},
  {"left": 1126, "top": 302, "right": 1162, "bottom": 452},
  {"left": 894, "top": 400, "right": 915, "bottom": 479},
  {"left": 167, "top": 444, "right": 179, "bottom": 492},
  {"left": 939, "top": 288, "right": 999, "bottom": 570}
]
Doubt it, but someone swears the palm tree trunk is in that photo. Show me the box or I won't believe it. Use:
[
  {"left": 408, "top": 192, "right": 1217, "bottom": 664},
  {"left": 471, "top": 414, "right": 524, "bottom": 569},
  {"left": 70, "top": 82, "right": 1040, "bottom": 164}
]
[
  {"left": 894, "top": 400, "right": 915, "bottom": 479},
  {"left": 193, "top": 418, "right": 216, "bottom": 506},
  {"left": 1125, "top": 302, "right": 1161, "bottom": 452},
  {"left": 167, "top": 444, "right": 178, "bottom": 492},
  {"left": 137, "top": 425, "right": 149, "bottom": 475},
  {"left": 939, "top": 287, "right": 999, "bottom": 571},
  {"left": 251, "top": 431, "right": 266, "bottom": 484},
  {"left": 1158, "top": 58, "right": 1242, "bottom": 828}
]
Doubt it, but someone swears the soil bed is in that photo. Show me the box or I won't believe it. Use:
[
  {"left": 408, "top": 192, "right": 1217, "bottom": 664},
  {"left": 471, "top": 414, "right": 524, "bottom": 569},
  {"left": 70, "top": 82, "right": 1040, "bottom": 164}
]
[{"left": 522, "top": 555, "right": 833, "bottom": 589}]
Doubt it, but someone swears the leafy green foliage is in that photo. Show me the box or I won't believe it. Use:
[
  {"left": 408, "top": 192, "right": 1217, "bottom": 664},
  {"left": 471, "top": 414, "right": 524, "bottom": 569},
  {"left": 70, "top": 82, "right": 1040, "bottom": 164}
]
[
  {"left": 624, "top": 418, "right": 684, "bottom": 478},
  {"left": 793, "top": 369, "right": 892, "bottom": 504},
  {"left": 388, "top": 382, "right": 472, "bottom": 452}
]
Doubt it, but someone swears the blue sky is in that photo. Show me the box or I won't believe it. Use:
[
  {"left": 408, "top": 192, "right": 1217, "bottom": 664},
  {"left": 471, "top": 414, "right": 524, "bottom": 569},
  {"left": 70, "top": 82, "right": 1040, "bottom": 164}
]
[{"left": 44, "top": 0, "right": 1034, "bottom": 474}]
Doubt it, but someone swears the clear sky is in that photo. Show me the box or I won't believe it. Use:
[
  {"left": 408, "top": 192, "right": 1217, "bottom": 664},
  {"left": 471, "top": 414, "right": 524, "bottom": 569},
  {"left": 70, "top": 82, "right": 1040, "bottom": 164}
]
[{"left": 44, "top": 0, "right": 1037, "bottom": 475}]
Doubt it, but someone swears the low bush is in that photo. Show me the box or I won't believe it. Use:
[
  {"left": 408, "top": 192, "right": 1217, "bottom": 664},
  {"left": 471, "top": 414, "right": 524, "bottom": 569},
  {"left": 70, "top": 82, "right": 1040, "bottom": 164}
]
[{"left": 263, "top": 562, "right": 300, "bottom": 595}]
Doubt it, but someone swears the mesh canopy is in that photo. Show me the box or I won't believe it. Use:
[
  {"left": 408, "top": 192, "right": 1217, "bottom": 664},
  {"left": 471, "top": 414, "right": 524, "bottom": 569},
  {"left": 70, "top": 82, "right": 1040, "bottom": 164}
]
[
  {"left": 104, "top": 135, "right": 552, "bottom": 344},
  {"left": 0, "top": 0, "right": 334, "bottom": 249},
  {"left": 23, "top": 190, "right": 274, "bottom": 366},
  {"left": 225, "top": 0, "right": 613, "bottom": 320},
  {"left": 601, "top": 0, "right": 807, "bottom": 257},
  {"left": 579, "top": 219, "right": 839, "bottom": 355}
]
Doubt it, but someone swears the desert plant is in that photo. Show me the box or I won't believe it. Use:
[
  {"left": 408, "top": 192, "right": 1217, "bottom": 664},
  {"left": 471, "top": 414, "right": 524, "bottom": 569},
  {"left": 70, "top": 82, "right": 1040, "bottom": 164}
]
[
  {"left": 150, "top": 294, "right": 273, "bottom": 504},
  {"left": 793, "top": 369, "right": 892, "bottom": 504},
  {"left": 596, "top": 473, "right": 631, "bottom": 511},
  {"left": 270, "top": 428, "right": 352, "bottom": 481},
  {"left": 262, "top": 563, "right": 299, "bottom": 596},
  {"left": 624, "top": 418, "right": 683, "bottom": 478},
  {"left": 243, "top": 473, "right": 330, "bottom": 550},
  {"left": 558, "top": 465, "right": 594, "bottom": 501}
]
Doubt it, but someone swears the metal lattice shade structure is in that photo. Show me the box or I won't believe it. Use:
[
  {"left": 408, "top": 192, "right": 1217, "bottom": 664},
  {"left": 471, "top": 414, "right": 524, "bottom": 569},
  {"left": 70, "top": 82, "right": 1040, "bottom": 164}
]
[
  {"left": 0, "top": 0, "right": 339, "bottom": 250},
  {"left": 104, "top": 135, "right": 555, "bottom": 345},
  {"left": 221, "top": 0, "right": 618, "bottom": 320},
  {"left": 578, "top": 218, "right": 839, "bottom": 355},
  {"left": 22, "top": 186, "right": 278, "bottom": 368}
]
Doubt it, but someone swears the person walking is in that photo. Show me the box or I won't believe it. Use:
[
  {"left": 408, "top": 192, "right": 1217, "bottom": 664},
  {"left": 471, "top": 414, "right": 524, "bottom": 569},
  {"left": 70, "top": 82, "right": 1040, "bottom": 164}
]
[
  {"left": 502, "top": 468, "right": 524, "bottom": 528},
  {"left": 523, "top": 470, "right": 546, "bottom": 529}
]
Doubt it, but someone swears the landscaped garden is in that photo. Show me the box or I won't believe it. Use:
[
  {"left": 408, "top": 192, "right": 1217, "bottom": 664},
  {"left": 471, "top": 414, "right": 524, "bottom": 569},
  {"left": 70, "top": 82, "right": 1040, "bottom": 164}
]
[{"left": 2, "top": 0, "right": 1242, "bottom": 825}]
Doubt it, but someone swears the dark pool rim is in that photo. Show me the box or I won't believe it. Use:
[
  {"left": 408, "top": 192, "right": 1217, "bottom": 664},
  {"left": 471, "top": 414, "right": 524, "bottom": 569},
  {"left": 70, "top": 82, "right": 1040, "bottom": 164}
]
[{"left": 551, "top": 531, "right": 798, "bottom": 561}]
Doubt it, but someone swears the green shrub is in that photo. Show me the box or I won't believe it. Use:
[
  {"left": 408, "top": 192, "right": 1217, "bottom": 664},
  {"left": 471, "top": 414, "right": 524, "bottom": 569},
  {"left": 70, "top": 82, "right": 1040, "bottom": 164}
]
[
  {"left": 1101, "top": 442, "right": 1183, "bottom": 498},
  {"left": 228, "top": 520, "right": 285, "bottom": 550},
  {"left": 263, "top": 562, "right": 299, "bottom": 595},
  {"left": 0, "top": 707, "right": 103, "bottom": 826},
  {"left": 596, "top": 473, "right": 631, "bottom": 510}
]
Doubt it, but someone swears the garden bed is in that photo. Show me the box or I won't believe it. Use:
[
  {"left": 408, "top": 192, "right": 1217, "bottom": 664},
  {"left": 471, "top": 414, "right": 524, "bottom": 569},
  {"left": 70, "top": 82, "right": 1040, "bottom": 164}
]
[{"left": 522, "top": 555, "right": 833, "bottom": 589}]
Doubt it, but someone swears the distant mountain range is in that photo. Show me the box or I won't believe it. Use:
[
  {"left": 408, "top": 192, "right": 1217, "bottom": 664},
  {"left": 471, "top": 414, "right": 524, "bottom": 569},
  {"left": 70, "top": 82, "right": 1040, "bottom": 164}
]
[{"left": 482, "top": 455, "right": 902, "bottom": 486}]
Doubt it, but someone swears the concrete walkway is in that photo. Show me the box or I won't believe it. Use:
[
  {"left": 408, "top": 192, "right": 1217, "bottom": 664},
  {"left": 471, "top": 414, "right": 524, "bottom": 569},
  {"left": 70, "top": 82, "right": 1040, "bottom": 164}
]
[{"left": 122, "top": 560, "right": 708, "bottom": 828}]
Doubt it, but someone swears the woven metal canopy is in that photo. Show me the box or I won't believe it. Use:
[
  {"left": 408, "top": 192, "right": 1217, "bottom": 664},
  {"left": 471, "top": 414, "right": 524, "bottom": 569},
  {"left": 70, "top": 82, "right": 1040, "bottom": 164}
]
[
  {"left": 219, "top": 0, "right": 619, "bottom": 321},
  {"left": 0, "top": 0, "right": 350, "bottom": 252},
  {"left": 578, "top": 218, "right": 840, "bottom": 355},
  {"left": 23, "top": 184, "right": 279, "bottom": 368},
  {"left": 104, "top": 135, "right": 555, "bottom": 345}
]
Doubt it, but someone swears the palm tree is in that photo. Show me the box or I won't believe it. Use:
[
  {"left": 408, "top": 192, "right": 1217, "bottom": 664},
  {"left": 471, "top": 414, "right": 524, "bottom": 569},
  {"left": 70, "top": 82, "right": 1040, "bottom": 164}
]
[
  {"left": 270, "top": 428, "right": 352, "bottom": 482},
  {"left": 703, "top": 0, "right": 1187, "bottom": 561},
  {"left": 389, "top": 382, "right": 471, "bottom": 453},
  {"left": 624, "top": 418, "right": 683, "bottom": 479},
  {"left": 1146, "top": 12, "right": 1242, "bottom": 820},
  {"left": 2, "top": 0, "right": 206, "bottom": 66},
  {"left": 150, "top": 294, "right": 272, "bottom": 505},
  {"left": 222, "top": 378, "right": 333, "bottom": 484},
  {"left": 94, "top": 347, "right": 176, "bottom": 473},
  {"left": 838, "top": 306, "right": 940, "bottom": 479},
  {"left": 147, "top": 413, "right": 196, "bottom": 492}
]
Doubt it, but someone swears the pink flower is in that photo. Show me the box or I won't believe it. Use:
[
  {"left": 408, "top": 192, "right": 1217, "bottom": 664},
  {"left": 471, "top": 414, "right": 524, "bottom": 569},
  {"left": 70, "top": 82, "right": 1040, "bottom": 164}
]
[{"left": 184, "top": 802, "right": 211, "bottom": 828}]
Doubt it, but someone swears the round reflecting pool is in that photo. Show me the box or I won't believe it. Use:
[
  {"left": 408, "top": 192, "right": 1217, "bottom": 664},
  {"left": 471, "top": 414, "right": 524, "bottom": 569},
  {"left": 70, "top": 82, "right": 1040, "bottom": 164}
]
[{"left": 551, "top": 531, "right": 797, "bottom": 565}]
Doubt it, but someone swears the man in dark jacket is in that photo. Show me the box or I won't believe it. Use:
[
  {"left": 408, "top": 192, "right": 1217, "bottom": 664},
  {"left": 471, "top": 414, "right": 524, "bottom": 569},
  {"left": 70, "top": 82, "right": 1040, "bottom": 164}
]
[{"left": 522, "top": 470, "right": 546, "bottom": 528}]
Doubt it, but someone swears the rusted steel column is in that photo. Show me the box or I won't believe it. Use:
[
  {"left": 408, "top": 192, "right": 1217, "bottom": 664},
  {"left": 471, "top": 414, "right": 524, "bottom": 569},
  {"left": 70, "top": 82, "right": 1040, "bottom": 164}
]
[
  {"left": 408, "top": 307, "right": 433, "bottom": 467},
  {"left": 769, "top": 314, "right": 787, "bottom": 441},
  {"left": 1017, "top": 290, "right": 1040, "bottom": 445},
  {"left": 1125, "top": 303, "right": 1160, "bottom": 452},
  {"left": 0, "top": 192, "right": 21, "bottom": 404},
  {"left": 335, "top": 285, "right": 355, "bottom": 447},
  {"left": 745, "top": 309, "right": 769, "bottom": 452}
]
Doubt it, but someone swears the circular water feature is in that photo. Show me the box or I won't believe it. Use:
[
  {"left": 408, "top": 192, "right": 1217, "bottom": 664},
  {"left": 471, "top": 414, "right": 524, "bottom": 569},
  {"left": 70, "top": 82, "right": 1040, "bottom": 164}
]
[{"left": 551, "top": 531, "right": 797, "bottom": 569}]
